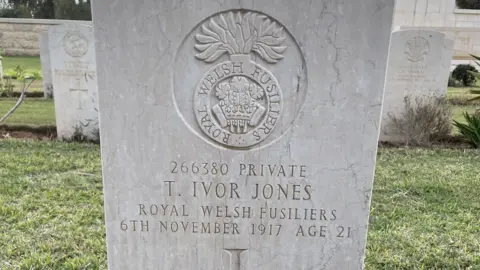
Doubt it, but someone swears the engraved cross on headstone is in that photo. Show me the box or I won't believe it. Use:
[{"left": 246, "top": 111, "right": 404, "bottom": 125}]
[
  {"left": 224, "top": 249, "right": 248, "bottom": 270},
  {"left": 70, "top": 87, "right": 88, "bottom": 110},
  {"left": 69, "top": 72, "right": 93, "bottom": 110}
]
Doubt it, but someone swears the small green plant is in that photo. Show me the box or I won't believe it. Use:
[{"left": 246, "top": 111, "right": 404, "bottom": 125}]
[
  {"left": 452, "top": 64, "right": 478, "bottom": 86},
  {"left": 14, "top": 65, "right": 25, "bottom": 78},
  {"left": 1, "top": 70, "right": 17, "bottom": 97},
  {"left": 0, "top": 65, "right": 34, "bottom": 97},
  {"left": 453, "top": 112, "right": 480, "bottom": 148},
  {"left": 0, "top": 70, "right": 42, "bottom": 125}
]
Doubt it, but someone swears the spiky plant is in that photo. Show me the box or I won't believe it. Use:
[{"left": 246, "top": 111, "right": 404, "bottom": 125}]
[{"left": 453, "top": 112, "right": 480, "bottom": 148}]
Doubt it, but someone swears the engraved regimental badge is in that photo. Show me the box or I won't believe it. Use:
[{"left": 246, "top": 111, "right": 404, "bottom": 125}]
[
  {"left": 63, "top": 32, "right": 89, "bottom": 58},
  {"left": 193, "top": 11, "right": 286, "bottom": 148},
  {"left": 404, "top": 36, "right": 429, "bottom": 63},
  {"left": 174, "top": 10, "right": 307, "bottom": 150}
]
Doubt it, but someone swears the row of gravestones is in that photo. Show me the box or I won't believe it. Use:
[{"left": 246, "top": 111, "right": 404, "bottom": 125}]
[
  {"left": 39, "top": 2, "right": 453, "bottom": 269},
  {"left": 38, "top": 24, "right": 454, "bottom": 144}
]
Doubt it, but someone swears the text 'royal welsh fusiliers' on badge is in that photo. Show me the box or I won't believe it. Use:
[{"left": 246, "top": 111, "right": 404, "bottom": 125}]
[{"left": 193, "top": 11, "right": 286, "bottom": 148}]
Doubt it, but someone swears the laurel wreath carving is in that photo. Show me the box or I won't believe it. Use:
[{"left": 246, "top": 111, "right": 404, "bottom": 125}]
[{"left": 195, "top": 11, "right": 287, "bottom": 63}]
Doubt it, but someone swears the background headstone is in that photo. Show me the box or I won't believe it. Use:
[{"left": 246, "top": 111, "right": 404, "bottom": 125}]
[
  {"left": 380, "top": 30, "right": 447, "bottom": 142},
  {"left": 49, "top": 23, "right": 99, "bottom": 141},
  {"left": 39, "top": 31, "right": 54, "bottom": 98},
  {"left": 92, "top": 1, "right": 395, "bottom": 269}
]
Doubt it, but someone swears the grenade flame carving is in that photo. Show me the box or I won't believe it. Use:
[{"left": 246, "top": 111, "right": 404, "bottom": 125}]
[
  {"left": 194, "top": 11, "right": 287, "bottom": 63},
  {"left": 404, "top": 36, "right": 429, "bottom": 62}
]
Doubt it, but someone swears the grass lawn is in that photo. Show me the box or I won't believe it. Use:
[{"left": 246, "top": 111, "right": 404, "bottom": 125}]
[
  {"left": 0, "top": 98, "right": 55, "bottom": 126},
  {"left": 2, "top": 56, "right": 41, "bottom": 73},
  {"left": 453, "top": 105, "right": 477, "bottom": 124},
  {"left": 0, "top": 140, "right": 479, "bottom": 269},
  {"left": 368, "top": 148, "right": 480, "bottom": 269}
]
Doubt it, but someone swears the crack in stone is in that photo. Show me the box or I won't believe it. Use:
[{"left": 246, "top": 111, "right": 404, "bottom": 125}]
[{"left": 318, "top": 1, "right": 342, "bottom": 106}]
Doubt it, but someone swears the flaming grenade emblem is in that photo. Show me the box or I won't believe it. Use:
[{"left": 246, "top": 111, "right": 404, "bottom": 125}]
[
  {"left": 194, "top": 11, "right": 286, "bottom": 148},
  {"left": 404, "top": 36, "right": 430, "bottom": 62}
]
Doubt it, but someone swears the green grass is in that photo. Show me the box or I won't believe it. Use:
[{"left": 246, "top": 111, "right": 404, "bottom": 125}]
[
  {"left": 453, "top": 105, "right": 478, "bottom": 125},
  {"left": 0, "top": 141, "right": 479, "bottom": 269},
  {"left": 2, "top": 56, "right": 41, "bottom": 73},
  {"left": 0, "top": 140, "right": 105, "bottom": 269},
  {"left": 368, "top": 148, "right": 480, "bottom": 269},
  {"left": 0, "top": 98, "right": 55, "bottom": 126}
]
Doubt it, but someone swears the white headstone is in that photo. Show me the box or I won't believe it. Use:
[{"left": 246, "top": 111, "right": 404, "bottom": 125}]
[
  {"left": 39, "top": 31, "right": 54, "bottom": 98},
  {"left": 49, "top": 23, "right": 99, "bottom": 141},
  {"left": 92, "top": 1, "right": 395, "bottom": 269},
  {"left": 380, "top": 30, "right": 447, "bottom": 142}
]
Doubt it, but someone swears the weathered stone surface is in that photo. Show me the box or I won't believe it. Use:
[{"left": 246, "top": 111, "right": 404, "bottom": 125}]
[
  {"left": 380, "top": 30, "right": 447, "bottom": 142},
  {"left": 92, "top": 1, "right": 395, "bottom": 269},
  {"left": 441, "top": 39, "right": 454, "bottom": 92},
  {"left": 39, "top": 31, "right": 53, "bottom": 98},
  {"left": 49, "top": 23, "right": 99, "bottom": 141}
]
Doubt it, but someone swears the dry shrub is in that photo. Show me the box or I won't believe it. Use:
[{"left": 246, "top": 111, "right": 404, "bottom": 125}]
[{"left": 388, "top": 96, "right": 452, "bottom": 146}]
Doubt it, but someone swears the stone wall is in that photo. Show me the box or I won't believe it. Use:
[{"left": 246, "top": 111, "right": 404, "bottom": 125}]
[
  {"left": 0, "top": 18, "right": 92, "bottom": 56},
  {"left": 393, "top": 0, "right": 480, "bottom": 60}
]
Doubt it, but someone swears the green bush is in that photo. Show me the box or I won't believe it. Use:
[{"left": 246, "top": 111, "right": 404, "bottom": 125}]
[
  {"left": 452, "top": 64, "right": 478, "bottom": 86},
  {"left": 0, "top": 66, "right": 41, "bottom": 98},
  {"left": 448, "top": 75, "right": 463, "bottom": 87},
  {"left": 456, "top": 0, "right": 480, "bottom": 9},
  {"left": 0, "top": 0, "right": 90, "bottom": 20},
  {"left": 0, "top": 5, "right": 31, "bottom": 18},
  {"left": 453, "top": 112, "right": 480, "bottom": 148}
]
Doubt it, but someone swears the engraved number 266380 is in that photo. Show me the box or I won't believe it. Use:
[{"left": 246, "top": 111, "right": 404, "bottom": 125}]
[{"left": 170, "top": 161, "right": 228, "bottom": 175}]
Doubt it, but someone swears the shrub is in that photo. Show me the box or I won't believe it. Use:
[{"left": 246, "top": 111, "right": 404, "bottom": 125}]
[
  {"left": 448, "top": 75, "right": 463, "bottom": 87},
  {"left": 0, "top": 70, "right": 16, "bottom": 97},
  {"left": 0, "top": 5, "right": 31, "bottom": 18},
  {"left": 452, "top": 64, "right": 478, "bottom": 86},
  {"left": 453, "top": 112, "right": 480, "bottom": 148},
  {"left": 388, "top": 96, "right": 452, "bottom": 146},
  {"left": 0, "top": 66, "right": 30, "bottom": 97},
  {"left": 456, "top": 0, "right": 480, "bottom": 9}
]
